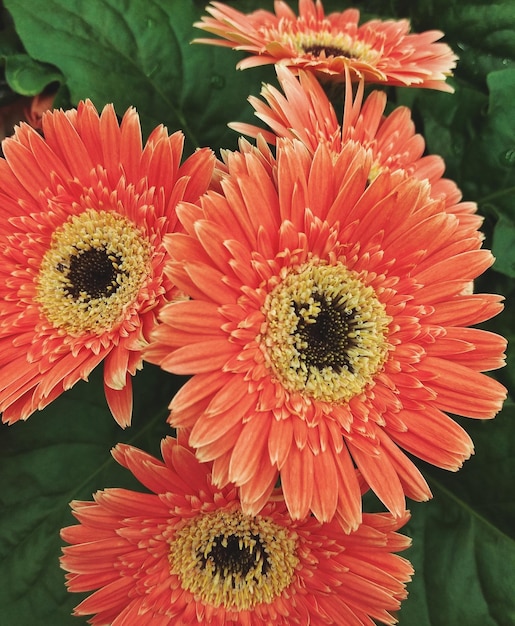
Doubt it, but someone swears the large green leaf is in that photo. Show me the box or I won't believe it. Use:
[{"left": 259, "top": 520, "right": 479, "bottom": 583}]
[
  {"left": 399, "top": 484, "right": 515, "bottom": 626},
  {"left": 397, "top": 390, "right": 515, "bottom": 624},
  {"left": 3, "top": 0, "right": 274, "bottom": 151},
  {"left": 0, "top": 7, "right": 63, "bottom": 103},
  {"left": 492, "top": 214, "right": 515, "bottom": 278}
]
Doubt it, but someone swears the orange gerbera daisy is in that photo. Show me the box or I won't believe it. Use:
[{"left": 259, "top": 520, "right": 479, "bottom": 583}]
[
  {"left": 145, "top": 136, "right": 506, "bottom": 529},
  {"left": 61, "top": 435, "right": 413, "bottom": 625},
  {"left": 231, "top": 66, "right": 479, "bottom": 232},
  {"left": 0, "top": 100, "right": 214, "bottom": 427},
  {"left": 194, "top": 0, "right": 457, "bottom": 91}
]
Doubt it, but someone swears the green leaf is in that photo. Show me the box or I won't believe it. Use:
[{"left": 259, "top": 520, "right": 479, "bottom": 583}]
[
  {"left": 407, "top": 70, "right": 515, "bottom": 276},
  {"left": 399, "top": 399, "right": 515, "bottom": 624},
  {"left": 399, "top": 485, "right": 515, "bottom": 626},
  {"left": 492, "top": 214, "right": 515, "bottom": 278},
  {"left": 4, "top": 53, "right": 63, "bottom": 95},
  {"left": 3, "top": 0, "right": 274, "bottom": 151},
  {"left": 0, "top": 365, "right": 180, "bottom": 625},
  {"left": 405, "top": 85, "right": 487, "bottom": 186},
  {"left": 0, "top": 7, "right": 62, "bottom": 103}
]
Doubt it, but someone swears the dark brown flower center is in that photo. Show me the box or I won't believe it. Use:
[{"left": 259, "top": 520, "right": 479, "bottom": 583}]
[
  {"left": 63, "top": 247, "right": 125, "bottom": 301},
  {"left": 261, "top": 261, "right": 392, "bottom": 403},
  {"left": 169, "top": 510, "right": 298, "bottom": 610},
  {"left": 303, "top": 44, "right": 352, "bottom": 58},
  {"left": 199, "top": 533, "right": 270, "bottom": 582},
  {"left": 294, "top": 294, "right": 356, "bottom": 375}
]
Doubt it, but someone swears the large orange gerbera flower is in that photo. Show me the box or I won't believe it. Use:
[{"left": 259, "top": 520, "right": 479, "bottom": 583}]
[
  {"left": 194, "top": 0, "right": 457, "bottom": 91},
  {"left": 61, "top": 436, "right": 413, "bottom": 625},
  {"left": 0, "top": 100, "right": 214, "bottom": 427},
  {"left": 145, "top": 137, "right": 506, "bottom": 529},
  {"left": 231, "top": 66, "right": 478, "bottom": 232}
]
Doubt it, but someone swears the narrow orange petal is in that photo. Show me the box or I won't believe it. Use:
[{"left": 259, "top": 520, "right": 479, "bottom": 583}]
[
  {"left": 104, "top": 376, "right": 133, "bottom": 428},
  {"left": 310, "top": 448, "right": 339, "bottom": 523},
  {"left": 160, "top": 339, "right": 234, "bottom": 374},
  {"left": 281, "top": 444, "right": 314, "bottom": 520},
  {"left": 229, "top": 416, "right": 272, "bottom": 485},
  {"left": 348, "top": 438, "right": 406, "bottom": 518}
]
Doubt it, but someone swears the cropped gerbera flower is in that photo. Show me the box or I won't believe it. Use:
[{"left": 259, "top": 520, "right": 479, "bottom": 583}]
[
  {"left": 61, "top": 435, "right": 413, "bottom": 625},
  {"left": 231, "top": 66, "right": 479, "bottom": 233},
  {"left": 194, "top": 0, "right": 457, "bottom": 91},
  {"left": 0, "top": 100, "right": 214, "bottom": 426},
  {"left": 145, "top": 136, "right": 506, "bottom": 528}
]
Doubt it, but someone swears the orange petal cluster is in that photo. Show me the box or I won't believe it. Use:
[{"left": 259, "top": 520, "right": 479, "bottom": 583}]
[
  {"left": 231, "top": 65, "right": 480, "bottom": 233},
  {"left": 146, "top": 130, "right": 506, "bottom": 527},
  {"left": 194, "top": 0, "right": 457, "bottom": 91},
  {"left": 0, "top": 100, "right": 215, "bottom": 426},
  {"left": 61, "top": 436, "right": 413, "bottom": 625}
]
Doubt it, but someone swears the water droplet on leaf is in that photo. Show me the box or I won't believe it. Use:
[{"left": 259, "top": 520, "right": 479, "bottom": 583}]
[
  {"left": 210, "top": 75, "right": 225, "bottom": 89},
  {"left": 501, "top": 149, "right": 515, "bottom": 166}
]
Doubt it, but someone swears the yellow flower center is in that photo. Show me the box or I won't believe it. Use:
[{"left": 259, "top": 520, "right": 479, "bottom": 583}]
[
  {"left": 36, "top": 208, "right": 151, "bottom": 335},
  {"left": 261, "top": 261, "right": 391, "bottom": 403},
  {"left": 283, "top": 29, "right": 381, "bottom": 65},
  {"left": 169, "top": 509, "right": 298, "bottom": 611}
]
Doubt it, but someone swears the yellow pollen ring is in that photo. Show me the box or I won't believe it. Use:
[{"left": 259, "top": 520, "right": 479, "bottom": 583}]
[
  {"left": 260, "top": 261, "right": 391, "bottom": 403},
  {"left": 36, "top": 208, "right": 151, "bottom": 335},
  {"left": 169, "top": 509, "right": 298, "bottom": 611},
  {"left": 284, "top": 28, "right": 381, "bottom": 64}
]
